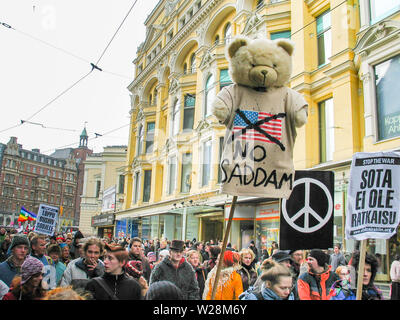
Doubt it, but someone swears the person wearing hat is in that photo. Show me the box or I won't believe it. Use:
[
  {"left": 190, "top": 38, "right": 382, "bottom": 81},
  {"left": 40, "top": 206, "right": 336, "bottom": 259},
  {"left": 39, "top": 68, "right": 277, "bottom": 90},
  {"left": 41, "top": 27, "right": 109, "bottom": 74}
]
[
  {"left": 240, "top": 259, "right": 295, "bottom": 300},
  {"left": 0, "top": 234, "right": 30, "bottom": 287},
  {"left": 146, "top": 251, "right": 156, "bottom": 269},
  {"left": 149, "top": 239, "right": 200, "bottom": 300},
  {"left": 2, "top": 256, "right": 46, "bottom": 300},
  {"left": 145, "top": 280, "right": 184, "bottom": 300},
  {"left": 297, "top": 249, "right": 339, "bottom": 300}
]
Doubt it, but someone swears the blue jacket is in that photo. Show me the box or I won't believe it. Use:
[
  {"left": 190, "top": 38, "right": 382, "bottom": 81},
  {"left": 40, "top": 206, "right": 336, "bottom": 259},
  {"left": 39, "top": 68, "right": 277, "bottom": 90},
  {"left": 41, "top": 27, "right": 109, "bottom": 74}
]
[
  {"left": 239, "top": 285, "right": 295, "bottom": 300},
  {"left": 0, "top": 257, "right": 20, "bottom": 287}
]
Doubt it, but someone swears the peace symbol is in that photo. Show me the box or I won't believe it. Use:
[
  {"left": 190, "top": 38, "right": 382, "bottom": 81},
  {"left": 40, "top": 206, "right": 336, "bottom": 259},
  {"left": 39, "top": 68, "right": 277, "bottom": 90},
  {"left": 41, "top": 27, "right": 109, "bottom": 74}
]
[{"left": 281, "top": 178, "right": 333, "bottom": 233}]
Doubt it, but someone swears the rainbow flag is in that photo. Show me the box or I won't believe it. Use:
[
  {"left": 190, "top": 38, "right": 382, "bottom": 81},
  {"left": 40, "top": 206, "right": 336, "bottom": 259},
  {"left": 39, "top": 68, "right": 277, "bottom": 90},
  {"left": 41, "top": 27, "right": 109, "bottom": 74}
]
[{"left": 20, "top": 206, "right": 37, "bottom": 221}]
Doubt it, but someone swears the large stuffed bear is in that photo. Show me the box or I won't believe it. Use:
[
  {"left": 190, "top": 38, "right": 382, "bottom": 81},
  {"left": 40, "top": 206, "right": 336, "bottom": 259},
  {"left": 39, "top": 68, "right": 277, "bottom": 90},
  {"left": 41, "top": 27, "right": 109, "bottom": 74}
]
[{"left": 212, "top": 36, "right": 308, "bottom": 199}]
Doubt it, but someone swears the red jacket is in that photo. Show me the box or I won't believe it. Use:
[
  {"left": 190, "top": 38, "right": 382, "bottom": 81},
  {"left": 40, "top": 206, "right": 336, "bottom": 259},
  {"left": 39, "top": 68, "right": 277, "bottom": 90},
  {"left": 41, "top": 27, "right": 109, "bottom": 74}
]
[{"left": 297, "top": 265, "right": 339, "bottom": 300}]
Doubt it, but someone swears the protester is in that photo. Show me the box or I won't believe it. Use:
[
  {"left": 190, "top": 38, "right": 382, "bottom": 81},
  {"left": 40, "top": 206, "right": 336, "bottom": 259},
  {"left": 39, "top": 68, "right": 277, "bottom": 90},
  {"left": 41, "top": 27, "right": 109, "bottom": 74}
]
[
  {"left": 70, "top": 230, "right": 84, "bottom": 259},
  {"left": 128, "top": 237, "right": 152, "bottom": 283},
  {"left": 2, "top": 256, "right": 45, "bottom": 300},
  {"left": 147, "top": 251, "right": 156, "bottom": 269},
  {"left": 240, "top": 259, "right": 295, "bottom": 300},
  {"left": 155, "top": 249, "right": 170, "bottom": 265},
  {"left": 203, "top": 250, "right": 243, "bottom": 300},
  {"left": 60, "top": 243, "right": 72, "bottom": 266},
  {"left": 156, "top": 239, "right": 168, "bottom": 260},
  {"left": 297, "top": 249, "right": 339, "bottom": 300},
  {"left": 145, "top": 280, "right": 183, "bottom": 300},
  {"left": 0, "top": 234, "right": 30, "bottom": 287},
  {"left": 42, "top": 286, "right": 89, "bottom": 300},
  {"left": 390, "top": 254, "right": 400, "bottom": 300},
  {"left": 60, "top": 237, "right": 105, "bottom": 290},
  {"left": 335, "top": 265, "right": 350, "bottom": 280},
  {"left": 0, "top": 233, "right": 11, "bottom": 262},
  {"left": 47, "top": 244, "right": 67, "bottom": 286},
  {"left": 85, "top": 243, "right": 142, "bottom": 300},
  {"left": 329, "top": 244, "right": 346, "bottom": 272},
  {"left": 248, "top": 241, "right": 258, "bottom": 263},
  {"left": 237, "top": 248, "right": 258, "bottom": 292},
  {"left": 186, "top": 249, "right": 208, "bottom": 298},
  {"left": 289, "top": 250, "right": 304, "bottom": 278},
  {"left": 30, "top": 235, "right": 57, "bottom": 289},
  {"left": 203, "top": 245, "right": 221, "bottom": 273},
  {"left": 150, "top": 239, "right": 200, "bottom": 300}
]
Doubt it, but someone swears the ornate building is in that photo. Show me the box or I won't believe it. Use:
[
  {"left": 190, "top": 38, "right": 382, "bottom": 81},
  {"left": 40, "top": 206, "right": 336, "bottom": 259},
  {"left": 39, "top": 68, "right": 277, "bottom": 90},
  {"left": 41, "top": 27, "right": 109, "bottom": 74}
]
[{"left": 117, "top": 0, "right": 400, "bottom": 284}]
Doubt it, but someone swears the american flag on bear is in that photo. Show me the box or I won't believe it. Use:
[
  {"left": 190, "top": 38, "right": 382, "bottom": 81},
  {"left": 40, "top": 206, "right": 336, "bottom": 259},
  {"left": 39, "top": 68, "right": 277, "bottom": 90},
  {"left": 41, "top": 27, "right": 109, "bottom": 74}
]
[{"left": 232, "top": 110, "right": 283, "bottom": 144}]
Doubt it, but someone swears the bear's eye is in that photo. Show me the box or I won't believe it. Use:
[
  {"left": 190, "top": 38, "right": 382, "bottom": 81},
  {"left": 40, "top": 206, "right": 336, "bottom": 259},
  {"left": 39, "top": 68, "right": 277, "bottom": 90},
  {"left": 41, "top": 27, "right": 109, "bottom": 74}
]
[
  {"left": 251, "top": 64, "right": 256, "bottom": 68},
  {"left": 273, "top": 63, "right": 277, "bottom": 68}
]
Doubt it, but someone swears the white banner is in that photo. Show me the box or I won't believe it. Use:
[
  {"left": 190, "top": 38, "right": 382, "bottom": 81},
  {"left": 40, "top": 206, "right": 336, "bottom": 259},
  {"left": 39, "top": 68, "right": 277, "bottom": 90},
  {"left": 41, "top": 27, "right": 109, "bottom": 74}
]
[
  {"left": 346, "top": 151, "right": 400, "bottom": 240},
  {"left": 33, "top": 204, "right": 59, "bottom": 236},
  {"left": 102, "top": 185, "right": 116, "bottom": 212}
]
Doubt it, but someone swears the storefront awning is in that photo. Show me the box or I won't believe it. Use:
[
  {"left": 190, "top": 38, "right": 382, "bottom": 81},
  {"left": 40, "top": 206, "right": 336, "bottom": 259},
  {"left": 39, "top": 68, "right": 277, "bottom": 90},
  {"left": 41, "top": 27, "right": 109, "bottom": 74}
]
[{"left": 168, "top": 205, "right": 223, "bottom": 215}]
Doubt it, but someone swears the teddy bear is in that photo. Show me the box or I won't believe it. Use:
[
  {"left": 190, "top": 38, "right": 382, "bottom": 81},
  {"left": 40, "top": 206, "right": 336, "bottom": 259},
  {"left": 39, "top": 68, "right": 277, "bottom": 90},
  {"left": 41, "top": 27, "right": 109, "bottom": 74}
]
[{"left": 212, "top": 36, "right": 308, "bottom": 199}]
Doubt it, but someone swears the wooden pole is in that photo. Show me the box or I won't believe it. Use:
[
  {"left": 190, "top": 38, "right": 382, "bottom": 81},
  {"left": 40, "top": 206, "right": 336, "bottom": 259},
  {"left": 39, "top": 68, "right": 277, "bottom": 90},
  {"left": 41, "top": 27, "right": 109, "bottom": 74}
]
[
  {"left": 210, "top": 195, "right": 237, "bottom": 300},
  {"left": 356, "top": 239, "right": 367, "bottom": 300}
]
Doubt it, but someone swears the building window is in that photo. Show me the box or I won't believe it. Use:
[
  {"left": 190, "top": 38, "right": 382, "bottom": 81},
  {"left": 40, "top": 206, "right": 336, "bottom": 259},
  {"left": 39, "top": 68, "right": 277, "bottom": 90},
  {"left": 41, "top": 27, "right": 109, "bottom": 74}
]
[
  {"left": 168, "top": 156, "right": 177, "bottom": 195},
  {"left": 224, "top": 23, "right": 232, "bottom": 44},
  {"left": 219, "top": 69, "right": 232, "bottom": 89},
  {"left": 319, "top": 98, "right": 335, "bottom": 163},
  {"left": 190, "top": 53, "right": 196, "bottom": 73},
  {"left": 270, "top": 30, "right": 291, "bottom": 40},
  {"left": 96, "top": 181, "right": 101, "bottom": 198},
  {"left": 171, "top": 99, "right": 180, "bottom": 136},
  {"left": 205, "top": 74, "right": 215, "bottom": 117},
  {"left": 374, "top": 54, "right": 400, "bottom": 141},
  {"left": 183, "top": 63, "right": 187, "bottom": 74},
  {"left": 146, "top": 122, "right": 155, "bottom": 153},
  {"left": 316, "top": 11, "right": 331, "bottom": 67},
  {"left": 133, "top": 172, "right": 140, "bottom": 204},
  {"left": 137, "top": 124, "right": 144, "bottom": 155},
  {"left": 143, "top": 170, "right": 152, "bottom": 202},
  {"left": 370, "top": 0, "right": 400, "bottom": 24},
  {"left": 181, "top": 153, "right": 192, "bottom": 193},
  {"left": 183, "top": 94, "right": 195, "bottom": 130},
  {"left": 118, "top": 175, "right": 125, "bottom": 194},
  {"left": 218, "top": 137, "right": 224, "bottom": 183},
  {"left": 202, "top": 140, "right": 212, "bottom": 186}
]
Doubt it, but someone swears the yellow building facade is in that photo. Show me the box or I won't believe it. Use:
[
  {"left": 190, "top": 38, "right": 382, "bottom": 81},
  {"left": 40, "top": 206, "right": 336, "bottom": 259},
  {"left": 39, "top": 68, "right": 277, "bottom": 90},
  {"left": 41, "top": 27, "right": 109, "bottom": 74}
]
[
  {"left": 117, "top": 0, "right": 400, "bottom": 281},
  {"left": 79, "top": 146, "right": 126, "bottom": 237}
]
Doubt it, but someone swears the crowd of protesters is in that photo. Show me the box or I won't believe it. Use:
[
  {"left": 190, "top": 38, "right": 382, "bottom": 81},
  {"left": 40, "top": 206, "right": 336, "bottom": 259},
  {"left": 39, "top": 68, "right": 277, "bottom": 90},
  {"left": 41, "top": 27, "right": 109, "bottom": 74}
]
[{"left": 0, "top": 225, "right": 395, "bottom": 300}]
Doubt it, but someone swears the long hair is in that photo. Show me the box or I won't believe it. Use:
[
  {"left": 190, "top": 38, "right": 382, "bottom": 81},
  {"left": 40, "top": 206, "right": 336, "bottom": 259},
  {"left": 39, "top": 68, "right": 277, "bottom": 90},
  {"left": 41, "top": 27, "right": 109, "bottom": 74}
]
[
  {"left": 351, "top": 251, "right": 379, "bottom": 287},
  {"left": 9, "top": 275, "right": 46, "bottom": 300}
]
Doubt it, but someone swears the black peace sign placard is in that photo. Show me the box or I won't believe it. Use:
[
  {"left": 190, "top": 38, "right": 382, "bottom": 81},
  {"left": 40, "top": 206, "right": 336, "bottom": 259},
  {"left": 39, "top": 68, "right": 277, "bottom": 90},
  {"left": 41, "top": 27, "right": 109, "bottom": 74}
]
[{"left": 279, "top": 170, "right": 334, "bottom": 250}]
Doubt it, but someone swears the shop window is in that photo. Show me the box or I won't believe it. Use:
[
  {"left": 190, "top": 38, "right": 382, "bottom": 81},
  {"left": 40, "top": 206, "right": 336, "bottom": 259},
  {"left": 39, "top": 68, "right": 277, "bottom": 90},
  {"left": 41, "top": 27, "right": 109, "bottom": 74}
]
[
  {"left": 316, "top": 11, "right": 332, "bottom": 67},
  {"left": 183, "top": 94, "right": 195, "bottom": 130},
  {"left": 202, "top": 140, "right": 212, "bottom": 186},
  {"left": 143, "top": 170, "right": 152, "bottom": 202},
  {"left": 145, "top": 122, "right": 155, "bottom": 153},
  {"left": 219, "top": 69, "right": 232, "bottom": 89},
  {"left": 270, "top": 30, "right": 291, "bottom": 40},
  {"left": 204, "top": 74, "right": 215, "bottom": 117},
  {"left": 374, "top": 54, "right": 400, "bottom": 141},
  {"left": 168, "top": 156, "right": 177, "bottom": 195},
  {"left": 370, "top": 0, "right": 400, "bottom": 24},
  {"left": 181, "top": 153, "right": 192, "bottom": 193},
  {"left": 319, "top": 98, "right": 335, "bottom": 163}
]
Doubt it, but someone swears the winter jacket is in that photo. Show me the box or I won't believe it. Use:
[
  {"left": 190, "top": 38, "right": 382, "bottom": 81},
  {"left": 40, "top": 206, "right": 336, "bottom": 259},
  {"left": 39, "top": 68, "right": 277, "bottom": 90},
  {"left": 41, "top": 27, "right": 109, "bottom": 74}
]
[
  {"left": 237, "top": 264, "right": 258, "bottom": 292},
  {"left": 328, "top": 279, "right": 383, "bottom": 300},
  {"left": 203, "top": 265, "right": 243, "bottom": 300},
  {"left": 297, "top": 265, "right": 339, "bottom": 300},
  {"left": 329, "top": 253, "right": 346, "bottom": 271},
  {"left": 128, "top": 252, "right": 152, "bottom": 283},
  {"left": 239, "top": 285, "right": 295, "bottom": 300},
  {"left": 194, "top": 266, "right": 208, "bottom": 298},
  {"left": 0, "top": 257, "right": 21, "bottom": 287},
  {"left": 85, "top": 272, "right": 142, "bottom": 300},
  {"left": 60, "top": 257, "right": 104, "bottom": 289},
  {"left": 149, "top": 257, "right": 200, "bottom": 300}
]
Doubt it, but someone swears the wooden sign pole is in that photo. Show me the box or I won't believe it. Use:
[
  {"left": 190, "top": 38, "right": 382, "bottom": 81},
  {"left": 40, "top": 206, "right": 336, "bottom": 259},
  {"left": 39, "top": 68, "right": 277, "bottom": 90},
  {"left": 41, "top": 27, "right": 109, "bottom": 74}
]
[
  {"left": 356, "top": 239, "right": 367, "bottom": 300},
  {"left": 210, "top": 195, "right": 237, "bottom": 300}
]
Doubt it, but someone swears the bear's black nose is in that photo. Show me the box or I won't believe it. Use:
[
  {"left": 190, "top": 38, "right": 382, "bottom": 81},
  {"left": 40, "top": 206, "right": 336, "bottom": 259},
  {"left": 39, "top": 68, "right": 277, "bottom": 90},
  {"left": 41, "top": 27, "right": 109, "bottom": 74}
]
[{"left": 261, "top": 70, "right": 268, "bottom": 75}]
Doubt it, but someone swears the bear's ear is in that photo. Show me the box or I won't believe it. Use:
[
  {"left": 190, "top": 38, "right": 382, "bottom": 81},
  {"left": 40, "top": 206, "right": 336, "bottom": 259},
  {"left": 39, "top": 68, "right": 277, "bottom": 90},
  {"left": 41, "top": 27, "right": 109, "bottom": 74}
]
[
  {"left": 275, "top": 39, "right": 294, "bottom": 56},
  {"left": 227, "top": 37, "right": 249, "bottom": 59}
]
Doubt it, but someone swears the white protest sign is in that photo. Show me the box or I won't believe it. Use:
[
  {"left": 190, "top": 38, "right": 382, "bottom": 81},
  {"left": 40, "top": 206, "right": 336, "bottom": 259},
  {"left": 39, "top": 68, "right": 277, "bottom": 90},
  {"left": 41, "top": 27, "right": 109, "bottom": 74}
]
[
  {"left": 346, "top": 151, "right": 400, "bottom": 240},
  {"left": 33, "top": 204, "right": 59, "bottom": 236}
]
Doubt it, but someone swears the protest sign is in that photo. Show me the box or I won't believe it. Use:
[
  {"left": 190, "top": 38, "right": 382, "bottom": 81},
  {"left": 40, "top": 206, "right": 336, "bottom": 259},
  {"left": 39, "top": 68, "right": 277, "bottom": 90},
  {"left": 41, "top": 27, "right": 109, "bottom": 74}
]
[
  {"left": 33, "top": 204, "right": 59, "bottom": 236},
  {"left": 346, "top": 151, "right": 400, "bottom": 241}
]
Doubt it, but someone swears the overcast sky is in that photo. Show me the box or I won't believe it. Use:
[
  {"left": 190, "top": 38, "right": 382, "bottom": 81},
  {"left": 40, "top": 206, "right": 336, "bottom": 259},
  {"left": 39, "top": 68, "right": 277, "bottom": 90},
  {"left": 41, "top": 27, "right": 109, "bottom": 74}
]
[{"left": 0, "top": 0, "right": 159, "bottom": 155}]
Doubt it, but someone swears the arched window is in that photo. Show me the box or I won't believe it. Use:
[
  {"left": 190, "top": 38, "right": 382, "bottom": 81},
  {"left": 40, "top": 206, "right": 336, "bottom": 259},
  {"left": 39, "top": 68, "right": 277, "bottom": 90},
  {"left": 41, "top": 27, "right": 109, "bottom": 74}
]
[
  {"left": 153, "top": 88, "right": 157, "bottom": 105},
  {"left": 190, "top": 53, "right": 196, "bottom": 73},
  {"left": 171, "top": 99, "right": 180, "bottom": 136},
  {"left": 149, "top": 94, "right": 152, "bottom": 105},
  {"left": 224, "top": 23, "right": 232, "bottom": 44},
  {"left": 205, "top": 74, "right": 215, "bottom": 117},
  {"left": 183, "top": 63, "right": 188, "bottom": 74}
]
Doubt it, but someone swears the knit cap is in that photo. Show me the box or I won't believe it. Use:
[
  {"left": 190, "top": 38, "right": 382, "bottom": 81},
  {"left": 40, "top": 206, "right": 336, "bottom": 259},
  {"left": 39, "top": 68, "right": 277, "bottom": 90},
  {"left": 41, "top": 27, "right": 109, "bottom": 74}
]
[
  {"left": 145, "top": 281, "right": 183, "bottom": 300},
  {"left": 9, "top": 234, "right": 30, "bottom": 251},
  {"left": 308, "top": 249, "right": 328, "bottom": 267},
  {"left": 21, "top": 256, "right": 44, "bottom": 284},
  {"left": 147, "top": 251, "right": 156, "bottom": 262}
]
